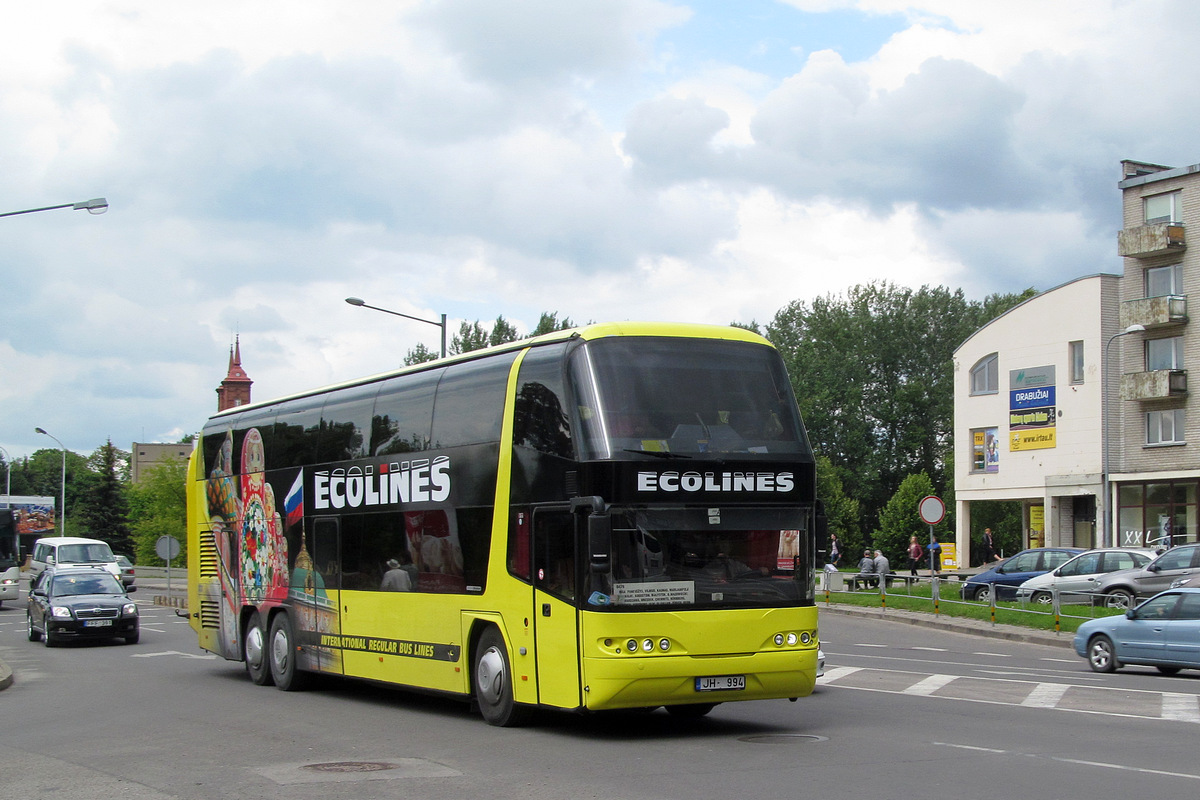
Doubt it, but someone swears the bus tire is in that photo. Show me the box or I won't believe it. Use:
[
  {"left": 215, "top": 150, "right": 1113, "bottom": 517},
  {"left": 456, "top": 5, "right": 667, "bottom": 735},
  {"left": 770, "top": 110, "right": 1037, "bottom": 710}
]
[
  {"left": 269, "top": 612, "right": 310, "bottom": 692},
  {"left": 666, "top": 703, "right": 717, "bottom": 718},
  {"left": 244, "top": 611, "right": 274, "bottom": 686},
  {"left": 474, "top": 627, "right": 530, "bottom": 727}
]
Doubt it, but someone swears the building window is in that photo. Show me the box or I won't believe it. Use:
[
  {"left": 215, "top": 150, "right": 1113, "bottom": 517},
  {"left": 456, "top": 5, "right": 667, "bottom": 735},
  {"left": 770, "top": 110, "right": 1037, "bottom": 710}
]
[
  {"left": 1147, "top": 408, "right": 1185, "bottom": 445},
  {"left": 1069, "top": 340, "right": 1085, "bottom": 384},
  {"left": 1146, "top": 264, "right": 1183, "bottom": 298},
  {"left": 970, "top": 353, "right": 998, "bottom": 395},
  {"left": 1144, "top": 191, "right": 1182, "bottom": 224},
  {"left": 970, "top": 427, "right": 999, "bottom": 473},
  {"left": 1146, "top": 337, "right": 1184, "bottom": 371},
  {"left": 1118, "top": 481, "right": 1199, "bottom": 548}
]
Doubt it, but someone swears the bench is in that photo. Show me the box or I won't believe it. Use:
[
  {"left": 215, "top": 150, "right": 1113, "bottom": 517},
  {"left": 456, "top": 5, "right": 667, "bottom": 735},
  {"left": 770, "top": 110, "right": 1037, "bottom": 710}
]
[{"left": 844, "top": 572, "right": 920, "bottom": 591}]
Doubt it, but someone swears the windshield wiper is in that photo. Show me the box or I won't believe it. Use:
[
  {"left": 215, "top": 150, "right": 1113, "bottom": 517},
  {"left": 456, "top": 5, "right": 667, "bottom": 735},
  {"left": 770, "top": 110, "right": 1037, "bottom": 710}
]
[{"left": 623, "top": 448, "right": 690, "bottom": 459}]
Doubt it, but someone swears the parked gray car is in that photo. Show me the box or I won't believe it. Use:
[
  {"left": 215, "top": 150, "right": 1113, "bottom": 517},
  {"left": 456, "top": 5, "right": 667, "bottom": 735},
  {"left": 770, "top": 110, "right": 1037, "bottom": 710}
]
[
  {"left": 1015, "top": 547, "right": 1155, "bottom": 605},
  {"left": 1094, "top": 543, "right": 1200, "bottom": 608}
]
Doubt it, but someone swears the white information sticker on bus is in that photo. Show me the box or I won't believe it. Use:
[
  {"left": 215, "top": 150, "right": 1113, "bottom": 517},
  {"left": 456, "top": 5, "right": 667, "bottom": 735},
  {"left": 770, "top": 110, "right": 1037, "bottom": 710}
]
[
  {"left": 613, "top": 581, "right": 695, "bottom": 606},
  {"left": 695, "top": 675, "right": 745, "bottom": 692}
]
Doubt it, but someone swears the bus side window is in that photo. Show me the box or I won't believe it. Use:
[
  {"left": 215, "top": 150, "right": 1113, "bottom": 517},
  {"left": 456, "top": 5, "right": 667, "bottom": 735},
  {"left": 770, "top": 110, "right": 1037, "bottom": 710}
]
[
  {"left": 509, "top": 509, "right": 532, "bottom": 582},
  {"left": 533, "top": 510, "right": 575, "bottom": 602}
]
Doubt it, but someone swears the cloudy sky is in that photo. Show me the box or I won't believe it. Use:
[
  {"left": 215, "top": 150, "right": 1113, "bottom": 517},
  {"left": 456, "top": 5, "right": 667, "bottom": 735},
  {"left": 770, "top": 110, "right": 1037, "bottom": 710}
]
[{"left": 1, "top": 0, "right": 1196, "bottom": 461}]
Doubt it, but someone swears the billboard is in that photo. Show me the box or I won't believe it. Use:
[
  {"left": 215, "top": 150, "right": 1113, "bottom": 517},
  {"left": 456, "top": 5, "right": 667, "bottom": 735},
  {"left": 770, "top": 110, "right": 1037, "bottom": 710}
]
[{"left": 0, "top": 496, "right": 56, "bottom": 535}]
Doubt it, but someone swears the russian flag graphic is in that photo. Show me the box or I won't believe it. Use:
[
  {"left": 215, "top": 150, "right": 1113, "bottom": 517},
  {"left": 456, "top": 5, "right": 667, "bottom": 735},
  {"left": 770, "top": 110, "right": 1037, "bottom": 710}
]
[{"left": 284, "top": 471, "right": 304, "bottom": 528}]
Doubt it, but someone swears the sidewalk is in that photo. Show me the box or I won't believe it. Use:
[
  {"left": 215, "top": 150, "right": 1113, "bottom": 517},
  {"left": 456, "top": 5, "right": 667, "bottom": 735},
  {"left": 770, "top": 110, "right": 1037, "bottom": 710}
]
[{"left": 819, "top": 602, "right": 1075, "bottom": 648}]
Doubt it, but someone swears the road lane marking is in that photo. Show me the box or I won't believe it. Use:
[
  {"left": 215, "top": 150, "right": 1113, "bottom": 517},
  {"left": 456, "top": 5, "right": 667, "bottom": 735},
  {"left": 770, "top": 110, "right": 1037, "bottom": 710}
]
[
  {"left": 903, "top": 674, "right": 958, "bottom": 695},
  {"left": 1162, "top": 693, "right": 1200, "bottom": 722},
  {"left": 1020, "top": 682, "right": 1070, "bottom": 707},
  {"left": 935, "top": 742, "right": 1200, "bottom": 781},
  {"left": 819, "top": 666, "right": 863, "bottom": 682},
  {"left": 911, "top": 647, "right": 947, "bottom": 652}
]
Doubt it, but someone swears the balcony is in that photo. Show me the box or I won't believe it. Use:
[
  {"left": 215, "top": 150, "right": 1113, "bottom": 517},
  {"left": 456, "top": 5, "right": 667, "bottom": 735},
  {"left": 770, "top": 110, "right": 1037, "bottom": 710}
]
[
  {"left": 1118, "top": 223, "right": 1186, "bottom": 258},
  {"left": 1120, "top": 295, "right": 1188, "bottom": 330},
  {"left": 1119, "top": 369, "right": 1188, "bottom": 401}
]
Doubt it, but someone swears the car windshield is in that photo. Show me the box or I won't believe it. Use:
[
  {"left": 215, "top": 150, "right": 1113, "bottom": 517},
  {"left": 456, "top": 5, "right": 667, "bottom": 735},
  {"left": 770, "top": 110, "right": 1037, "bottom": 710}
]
[
  {"left": 52, "top": 574, "right": 124, "bottom": 596},
  {"left": 57, "top": 543, "right": 116, "bottom": 563}
]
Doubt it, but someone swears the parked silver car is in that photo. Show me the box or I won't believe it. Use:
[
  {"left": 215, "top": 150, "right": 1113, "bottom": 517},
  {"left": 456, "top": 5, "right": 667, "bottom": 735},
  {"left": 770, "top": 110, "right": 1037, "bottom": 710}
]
[
  {"left": 1015, "top": 548, "right": 1155, "bottom": 605},
  {"left": 1094, "top": 543, "right": 1200, "bottom": 608}
]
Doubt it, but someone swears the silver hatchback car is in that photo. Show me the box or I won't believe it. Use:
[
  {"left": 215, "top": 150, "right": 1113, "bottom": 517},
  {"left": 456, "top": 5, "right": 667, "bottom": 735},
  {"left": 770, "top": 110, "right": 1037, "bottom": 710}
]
[
  {"left": 1094, "top": 544, "right": 1200, "bottom": 608},
  {"left": 1015, "top": 548, "right": 1155, "bottom": 605}
]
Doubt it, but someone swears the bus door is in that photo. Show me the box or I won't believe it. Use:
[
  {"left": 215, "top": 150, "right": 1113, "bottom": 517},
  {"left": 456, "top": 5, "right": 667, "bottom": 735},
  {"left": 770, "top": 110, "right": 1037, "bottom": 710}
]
[
  {"left": 302, "top": 516, "right": 343, "bottom": 675},
  {"left": 531, "top": 506, "right": 581, "bottom": 708}
]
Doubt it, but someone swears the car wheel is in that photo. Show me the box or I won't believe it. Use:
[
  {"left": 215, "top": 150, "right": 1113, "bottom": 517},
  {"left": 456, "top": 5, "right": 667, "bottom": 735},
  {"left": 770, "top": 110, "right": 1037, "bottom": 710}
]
[
  {"left": 1087, "top": 635, "right": 1118, "bottom": 673},
  {"left": 244, "top": 611, "right": 274, "bottom": 686},
  {"left": 268, "top": 612, "right": 310, "bottom": 692},
  {"left": 27, "top": 613, "right": 42, "bottom": 642},
  {"left": 474, "top": 626, "right": 530, "bottom": 727},
  {"left": 125, "top": 630, "right": 140, "bottom": 645},
  {"left": 666, "top": 703, "right": 718, "bottom": 718},
  {"left": 1105, "top": 590, "right": 1135, "bottom": 609},
  {"left": 973, "top": 585, "right": 992, "bottom": 603},
  {"left": 1157, "top": 666, "right": 1182, "bottom": 676},
  {"left": 1032, "top": 591, "right": 1053, "bottom": 606}
]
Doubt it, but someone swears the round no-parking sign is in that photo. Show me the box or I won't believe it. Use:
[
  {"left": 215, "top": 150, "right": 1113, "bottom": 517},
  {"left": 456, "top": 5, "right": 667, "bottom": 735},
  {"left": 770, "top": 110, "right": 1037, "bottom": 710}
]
[{"left": 918, "top": 495, "right": 945, "bottom": 525}]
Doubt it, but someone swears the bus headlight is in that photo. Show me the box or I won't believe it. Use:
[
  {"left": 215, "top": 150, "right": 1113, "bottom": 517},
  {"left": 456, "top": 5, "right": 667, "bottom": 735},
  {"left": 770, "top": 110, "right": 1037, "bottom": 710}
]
[
  {"left": 627, "top": 639, "right": 638, "bottom": 652},
  {"left": 774, "top": 634, "right": 785, "bottom": 646},
  {"left": 642, "top": 638, "right": 654, "bottom": 653},
  {"left": 659, "top": 638, "right": 670, "bottom": 652},
  {"left": 786, "top": 632, "right": 798, "bottom": 646},
  {"left": 799, "top": 631, "right": 812, "bottom": 645}
]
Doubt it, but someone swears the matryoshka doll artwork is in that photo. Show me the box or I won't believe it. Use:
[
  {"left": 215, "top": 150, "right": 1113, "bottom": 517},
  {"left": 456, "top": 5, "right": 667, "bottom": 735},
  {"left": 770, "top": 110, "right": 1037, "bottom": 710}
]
[
  {"left": 238, "top": 428, "right": 289, "bottom": 604},
  {"left": 206, "top": 431, "right": 241, "bottom": 655}
]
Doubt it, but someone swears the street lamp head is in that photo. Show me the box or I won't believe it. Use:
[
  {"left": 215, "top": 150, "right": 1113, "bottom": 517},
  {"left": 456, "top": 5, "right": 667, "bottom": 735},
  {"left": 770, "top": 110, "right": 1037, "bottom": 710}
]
[
  {"left": 345, "top": 297, "right": 366, "bottom": 307},
  {"left": 1124, "top": 324, "right": 1146, "bottom": 334},
  {"left": 34, "top": 427, "right": 46, "bottom": 435},
  {"left": 72, "top": 197, "right": 108, "bottom": 215}
]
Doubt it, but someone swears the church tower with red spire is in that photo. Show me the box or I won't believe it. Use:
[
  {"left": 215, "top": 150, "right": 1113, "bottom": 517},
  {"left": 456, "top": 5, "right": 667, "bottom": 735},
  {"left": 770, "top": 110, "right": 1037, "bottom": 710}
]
[{"left": 216, "top": 336, "right": 253, "bottom": 411}]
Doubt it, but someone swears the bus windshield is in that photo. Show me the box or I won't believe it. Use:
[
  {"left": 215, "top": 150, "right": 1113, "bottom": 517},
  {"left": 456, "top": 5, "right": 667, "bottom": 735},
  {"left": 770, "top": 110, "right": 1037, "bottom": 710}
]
[
  {"left": 584, "top": 508, "right": 812, "bottom": 611},
  {"left": 569, "top": 337, "right": 809, "bottom": 460}
]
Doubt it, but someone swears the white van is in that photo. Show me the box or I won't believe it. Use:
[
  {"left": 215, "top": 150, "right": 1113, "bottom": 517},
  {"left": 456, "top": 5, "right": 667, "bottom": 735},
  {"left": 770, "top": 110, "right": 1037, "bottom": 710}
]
[{"left": 28, "top": 537, "right": 122, "bottom": 583}]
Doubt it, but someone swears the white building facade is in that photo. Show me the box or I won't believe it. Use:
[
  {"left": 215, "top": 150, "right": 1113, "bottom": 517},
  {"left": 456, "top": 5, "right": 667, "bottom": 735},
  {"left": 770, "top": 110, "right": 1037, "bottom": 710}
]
[{"left": 954, "top": 275, "right": 1120, "bottom": 564}]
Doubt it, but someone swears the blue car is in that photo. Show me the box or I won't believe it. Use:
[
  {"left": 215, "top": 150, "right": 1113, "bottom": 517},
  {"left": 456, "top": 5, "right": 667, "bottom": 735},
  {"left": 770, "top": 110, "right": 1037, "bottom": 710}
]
[
  {"left": 1075, "top": 588, "right": 1200, "bottom": 674},
  {"left": 960, "top": 547, "right": 1084, "bottom": 602}
]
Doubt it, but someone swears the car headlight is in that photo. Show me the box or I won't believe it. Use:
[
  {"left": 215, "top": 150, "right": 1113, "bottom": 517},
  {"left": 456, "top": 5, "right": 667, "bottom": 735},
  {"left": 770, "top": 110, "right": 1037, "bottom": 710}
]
[
  {"left": 122, "top": 602, "right": 138, "bottom": 616},
  {"left": 51, "top": 606, "right": 74, "bottom": 619}
]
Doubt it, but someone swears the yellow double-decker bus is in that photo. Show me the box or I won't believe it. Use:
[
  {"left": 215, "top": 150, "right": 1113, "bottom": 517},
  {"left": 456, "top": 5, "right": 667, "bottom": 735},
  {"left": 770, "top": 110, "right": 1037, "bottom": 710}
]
[{"left": 186, "top": 322, "right": 820, "bottom": 725}]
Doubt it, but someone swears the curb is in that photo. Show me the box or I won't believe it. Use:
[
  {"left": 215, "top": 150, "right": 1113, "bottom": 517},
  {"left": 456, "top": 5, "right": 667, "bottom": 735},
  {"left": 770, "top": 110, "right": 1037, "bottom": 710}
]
[{"left": 819, "top": 603, "right": 1075, "bottom": 648}]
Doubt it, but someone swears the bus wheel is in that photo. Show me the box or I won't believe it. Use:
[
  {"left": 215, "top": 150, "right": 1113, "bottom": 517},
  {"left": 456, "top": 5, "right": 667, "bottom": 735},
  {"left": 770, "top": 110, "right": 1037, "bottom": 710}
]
[
  {"left": 666, "top": 703, "right": 717, "bottom": 719},
  {"left": 474, "top": 627, "right": 530, "bottom": 727},
  {"left": 244, "top": 611, "right": 274, "bottom": 686},
  {"left": 269, "top": 612, "right": 310, "bottom": 692}
]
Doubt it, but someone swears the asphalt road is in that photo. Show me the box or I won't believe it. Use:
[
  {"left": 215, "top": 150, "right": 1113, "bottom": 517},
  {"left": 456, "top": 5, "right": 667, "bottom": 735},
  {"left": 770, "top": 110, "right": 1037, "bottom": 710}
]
[{"left": 2, "top": 591, "right": 1199, "bottom": 799}]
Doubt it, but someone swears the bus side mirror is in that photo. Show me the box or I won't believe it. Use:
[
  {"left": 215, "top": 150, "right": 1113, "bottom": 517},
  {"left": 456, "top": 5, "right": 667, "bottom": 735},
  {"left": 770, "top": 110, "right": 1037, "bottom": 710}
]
[{"left": 588, "top": 514, "right": 612, "bottom": 574}]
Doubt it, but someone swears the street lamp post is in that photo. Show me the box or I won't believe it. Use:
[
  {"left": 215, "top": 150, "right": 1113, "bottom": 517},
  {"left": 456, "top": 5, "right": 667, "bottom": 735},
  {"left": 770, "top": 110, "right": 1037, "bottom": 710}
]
[
  {"left": 345, "top": 296, "right": 447, "bottom": 358},
  {"left": 34, "top": 428, "right": 67, "bottom": 537},
  {"left": 0, "top": 445, "right": 10, "bottom": 509},
  {"left": 0, "top": 198, "right": 108, "bottom": 218},
  {"left": 1102, "top": 323, "right": 1146, "bottom": 548}
]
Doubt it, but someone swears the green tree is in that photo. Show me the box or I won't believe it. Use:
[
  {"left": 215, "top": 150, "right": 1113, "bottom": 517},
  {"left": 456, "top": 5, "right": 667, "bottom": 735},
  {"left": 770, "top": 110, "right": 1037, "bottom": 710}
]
[
  {"left": 127, "top": 459, "right": 188, "bottom": 566},
  {"left": 875, "top": 472, "right": 952, "bottom": 566},
  {"left": 765, "top": 281, "right": 1033, "bottom": 532},
  {"left": 18, "top": 448, "right": 94, "bottom": 536},
  {"left": 77, "top": 439, "right": 133, "bottom": 553},
  {"left": 815, "top": 454, "right": 861, "bottom": 566},
  {"left": 403, "top": 342, "right": 438, "bottom": 366},
  {"left": 530, "top": 312, "right": 577, "bottom": 336}
]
